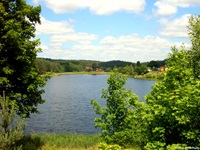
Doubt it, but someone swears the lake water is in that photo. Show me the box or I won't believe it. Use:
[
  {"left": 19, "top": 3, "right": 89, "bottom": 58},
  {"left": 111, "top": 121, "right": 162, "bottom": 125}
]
[{"left": 25, "top": 74, "right": 155, "bottom": 134}]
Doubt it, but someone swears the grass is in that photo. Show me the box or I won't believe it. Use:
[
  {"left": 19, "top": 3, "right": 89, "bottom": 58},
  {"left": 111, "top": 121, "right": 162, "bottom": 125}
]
[
  {"left": 18, "top": 134, "right": 102, "bottom": 150},
  {"left": 134, "top": 71, "right": 164, "bottom": 80}
]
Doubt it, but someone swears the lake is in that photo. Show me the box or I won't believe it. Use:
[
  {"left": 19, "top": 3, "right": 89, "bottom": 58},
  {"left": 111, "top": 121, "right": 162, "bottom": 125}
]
[{"left": 25, "top": 74, "right": 155, "bottom": 134}]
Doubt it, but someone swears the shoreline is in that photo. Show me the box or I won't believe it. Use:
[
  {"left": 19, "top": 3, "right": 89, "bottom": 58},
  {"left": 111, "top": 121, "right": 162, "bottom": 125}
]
[
  {"left": 51, "top": 71, "right": 111, "bottom": 76},
  {"left": 50, "top": 71, "right": 160, "bottom": 80}
]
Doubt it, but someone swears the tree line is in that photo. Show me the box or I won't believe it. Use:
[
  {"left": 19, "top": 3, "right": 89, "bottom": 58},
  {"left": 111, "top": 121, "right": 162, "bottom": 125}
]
[{"left": 35, "top": 58, "right": 166, "bottom": 76}]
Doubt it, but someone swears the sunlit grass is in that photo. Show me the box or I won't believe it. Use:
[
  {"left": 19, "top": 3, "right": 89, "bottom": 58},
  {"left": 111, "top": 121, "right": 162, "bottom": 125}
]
[
  {"left": 19, "top": 134, "right": 102, "bottom": 150},
  {"left": 134, "top": 71, "right": 164, "bottom": 80}
]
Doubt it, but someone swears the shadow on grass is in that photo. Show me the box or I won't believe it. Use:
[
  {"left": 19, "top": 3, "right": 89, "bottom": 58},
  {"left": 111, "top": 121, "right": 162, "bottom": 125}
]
[{"left": 17, "top": 134, "right": 45, "bottom": 150}]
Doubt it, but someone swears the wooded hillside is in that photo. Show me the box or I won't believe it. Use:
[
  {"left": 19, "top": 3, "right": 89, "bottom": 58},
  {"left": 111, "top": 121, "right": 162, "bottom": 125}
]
[{"left": 36, "top": 58, "right": 166, "bottom": 76}]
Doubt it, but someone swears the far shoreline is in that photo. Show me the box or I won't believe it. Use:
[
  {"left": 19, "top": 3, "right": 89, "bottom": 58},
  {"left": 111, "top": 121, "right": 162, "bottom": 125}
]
[
  {"left": 51, "top": 71, "right": 111, "bottom": 76},
  {"left": 50, "top": 71, "right": 160, "bottom": 80}
]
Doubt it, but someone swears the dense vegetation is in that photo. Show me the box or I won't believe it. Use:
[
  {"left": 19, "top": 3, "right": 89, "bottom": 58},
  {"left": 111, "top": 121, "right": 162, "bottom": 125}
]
[
  {"left": 0, "top": 0, "right": 47, "bottom": 118},
  {"left": 36, "top": 58, "right": 165, "bottom": 77},
  {"left": 0, "top": 1, "right": 47, "bottom": 149},
  {"left": 91, "top": 15, "right": 200, "bottom": 149},
  {"left": 92, "top": 49, "right": 200, "bottom": 149}
]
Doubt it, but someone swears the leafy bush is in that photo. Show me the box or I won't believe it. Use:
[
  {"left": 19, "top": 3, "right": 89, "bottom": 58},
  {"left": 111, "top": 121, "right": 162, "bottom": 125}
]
[
  {"left": 91, "top": 47, "right": 200, "bottom": 149},
  {"left": 91, "top": 73, "right": 140, "bottom": 147},
  {"left": 145, "top": 46, "right": 200, "bottom": 148},
  {"left": 98, "top": 142, "right": 122, "bottom": 150}
]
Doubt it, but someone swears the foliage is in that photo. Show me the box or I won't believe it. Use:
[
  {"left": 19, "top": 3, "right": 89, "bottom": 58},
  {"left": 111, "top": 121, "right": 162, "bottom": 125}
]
[
  {"left": 188, "top": 15, "right": 200, "bottom": 79},
  {"left": 91, "top": 15, "right": 200, "bottom": 149},
  {"left": 91, "top": 73, "right": 140, "bottom": 146},
  {"left": 35, "top": 58, "right": 166, "bottom": 78},
  {"left": 144, "top": 141, "right": 166, "bottom": 150},
  {"left": 0, "top": 92, "right": 26, "bottom": 150},
  {"left": 91, "top": 47, "right": 200, "bottom": 149},
  {"left": 145, "top": 46, "right": 200, "bottom": 147},
  {"left": 98, "top": 142, "right": 122, "bottom": 150},
  {"left": 120, "top": 65, "right": 136, "bottom": 76},
  {"left": 135, "top": 64, "right": 148, "bottom": 75},
  {"left": 92, "top": 62, "right": 100, "bottom": 70},
  {"left": 147, "top": 60, "right": 166, "bottom": 70},
  {"left": 100, "top": 60, "right": 133, "bottom": 70},
  {"left": 36, "top": 58, "right": 64, "bottom": 74},
  {"left": 166, "top": 144, "right": 187, "bottom": 150},
  {"left": 0, "top": 0, "right": 47, "bottom": 117}
]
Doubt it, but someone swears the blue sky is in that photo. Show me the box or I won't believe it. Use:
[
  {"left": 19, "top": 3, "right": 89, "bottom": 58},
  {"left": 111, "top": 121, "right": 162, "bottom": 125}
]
[{"left": 28, "top": 0, "right": 200, "bottom": 62}]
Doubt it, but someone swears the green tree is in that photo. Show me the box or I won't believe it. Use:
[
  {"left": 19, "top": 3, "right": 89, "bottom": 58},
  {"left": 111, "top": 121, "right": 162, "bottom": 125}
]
[
  {"left": 188, "top": 15, "right": 200, "bottom": 79},
  {"left": 92, "top": 62, "right": 99, "bottom": 70},
  {"left": 135, "top": 65, "right": 148, "bottom": 75},
  {"left": 147, "top": 60, "right": 165, "bottom": 70},
  {"left": 136, "top": 61, "right": 141, "bottom": 67},
  {"left": 145, "top": 46, "right": 200, "bottom": 148},
  {"left": 91, "top": 73, "right": 139, "bottom": 146},
  {"left": 0, "top": 0, "right": 46, "bottom": 117},
  {"left": 0, "top": 92, "right": 26, "bottom": 150},
  {"left": 121, "top": 65, "right": 136, "bottom": 76}
]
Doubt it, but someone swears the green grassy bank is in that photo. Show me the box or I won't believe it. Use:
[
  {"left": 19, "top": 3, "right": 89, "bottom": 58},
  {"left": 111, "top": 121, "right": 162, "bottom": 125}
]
[
  {"left": 134, "top": 71, "right": 164, "bottom": 80},
  {"left": 18, "top": 134, "right": 102, "bottom": 150}
]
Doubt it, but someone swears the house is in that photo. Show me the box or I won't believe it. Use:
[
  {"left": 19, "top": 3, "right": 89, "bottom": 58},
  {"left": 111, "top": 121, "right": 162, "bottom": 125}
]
[
  {"left": 159, "top": 65, "right": 166, "bottom": 71},
  {"left": 85, "top": 67, "right": 93, "bottom": 71},
  {"left": 96, "top": 68, "right": 104, "bottom": 72}
]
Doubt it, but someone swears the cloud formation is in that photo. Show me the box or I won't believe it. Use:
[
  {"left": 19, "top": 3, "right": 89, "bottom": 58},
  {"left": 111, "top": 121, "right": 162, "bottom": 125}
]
[
  {"left": 154, "top": 0, "right": 200, "bottom": 16},
  {"left": 36, "top": 17, "right": 74, "bottom": 35},
  {"left": 36, "top": 17, "right": 175, "bottom": 62},
  {"left": 159, "top": 14, "right": 191, "bottom": 38},
  {"left": 34, "top": 0, "right": 146, "bottom": 15}
]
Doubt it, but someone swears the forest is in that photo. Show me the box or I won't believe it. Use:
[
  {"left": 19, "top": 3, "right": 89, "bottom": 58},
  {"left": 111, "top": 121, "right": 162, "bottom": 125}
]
[{"left": 35, "top": 58, "right": 165, "bottom": 76}]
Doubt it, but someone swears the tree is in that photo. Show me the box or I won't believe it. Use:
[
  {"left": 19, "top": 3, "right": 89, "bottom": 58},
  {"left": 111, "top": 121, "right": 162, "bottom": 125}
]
[
  {"left": 188, "top": 15, "right": 200, "bottom": 79},
  {"left": 147, "top": 60, "right": 165, "bottom": 70},
  {"left": 92, "top": 62, "right": 99, "bottom": 70},
  {"left": 91, "top": 73, "right": 139, "bottom": 146},
  {"left": 135, "top": 64, "right": 148, "bottom": 75},
  {"left": 121, "top": 65, "right": 136, "bottom": 76},
  {"left": 0, "top": 92, "right": 26, "bottom": 150},
  {"left": 0, "top": 0, "right": 46, "bottom": 117},
  {"left": 136, "top": 61, "right": 141, "bottom": 67},
  {"left": 145, "top": 46, "right": 200, "bottom": 148}
]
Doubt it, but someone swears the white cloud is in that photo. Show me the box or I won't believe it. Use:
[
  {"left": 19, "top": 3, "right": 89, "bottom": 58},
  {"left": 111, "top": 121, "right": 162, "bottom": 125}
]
[
  {"left": 36, "top": 16, "right": 99, "bottom": 48},
  {"left": 99, "top": 35, "right": 172, "bottom": 61},
  {"left": 154, "top": 1, "right": 177, "bottom": 16},
  {"left": 36, "top": 17, "right": 189, "bottom": 62},
  {"left": 36, "top": 16, "right": 74, "bottom": 35},
  {"left": 159, "top": 14, "right": 191, "bottom": 38},
  {"left": 38, "top": 33, "right": 176, "bottom": 62},
  {"left": 50, "top": 33, "right": 98, "bottom": 43},
  {"left": 101, "top": 35, "right": 171, "bottom": 48},
  {"left": 36, "top": 0, "right": 146, "bottom": 15},
  {"left": 154, "top": 0, "right": 200, "bottom": 16}
]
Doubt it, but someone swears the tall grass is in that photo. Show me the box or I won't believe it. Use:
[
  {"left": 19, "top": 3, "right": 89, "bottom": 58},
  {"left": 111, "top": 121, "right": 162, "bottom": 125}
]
[{"left": 18, "top": 134, "right": 102, "bottom": 150}]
